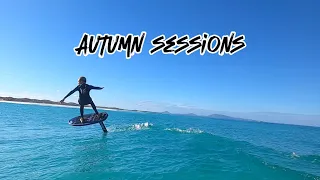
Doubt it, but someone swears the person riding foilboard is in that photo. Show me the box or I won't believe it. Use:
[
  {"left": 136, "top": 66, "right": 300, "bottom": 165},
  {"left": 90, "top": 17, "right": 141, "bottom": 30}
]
[{"left": 60, "top": 76, "right": 104, "bottom": 123}]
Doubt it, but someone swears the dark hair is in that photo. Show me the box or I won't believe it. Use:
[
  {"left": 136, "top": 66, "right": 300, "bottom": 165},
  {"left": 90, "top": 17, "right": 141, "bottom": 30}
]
[{"left": 78, "top": 76, "right": 86, "bottom": 83}]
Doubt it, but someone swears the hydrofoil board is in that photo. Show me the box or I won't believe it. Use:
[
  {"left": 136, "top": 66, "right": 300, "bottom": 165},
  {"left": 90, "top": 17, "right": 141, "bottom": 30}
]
[{"left": 68, "top": 112, "right": 108, "bottom": 132}]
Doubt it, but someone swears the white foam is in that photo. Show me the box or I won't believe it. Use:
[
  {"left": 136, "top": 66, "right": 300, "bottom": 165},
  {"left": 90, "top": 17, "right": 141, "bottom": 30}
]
[
  {"left": 164, "top": 128, "right": 204, "bottom": 134},
  {"left": 132, "top": 122, "right": 153, "bottom": 130},
  {"left": 291, "top": 152, "right": 300, "bottom": 158},
  {"left": 107, "top": 122, "right": 153, "bottom": 132}
]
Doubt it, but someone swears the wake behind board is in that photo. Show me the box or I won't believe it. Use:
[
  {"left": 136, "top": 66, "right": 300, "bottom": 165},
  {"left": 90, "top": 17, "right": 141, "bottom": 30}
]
[{"left": 68, "top": 112, "right": 108, "bottom": 132}]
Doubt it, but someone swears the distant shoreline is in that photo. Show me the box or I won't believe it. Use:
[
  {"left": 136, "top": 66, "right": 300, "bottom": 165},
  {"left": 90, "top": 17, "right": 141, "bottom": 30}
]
[
  {"left": 0, "top": 96, "right": 255, "bottom": 122},
  {"left": 1, "top": 96, "right": 320, "bottom": 128},
  {"left": 0, "top": 100, "right": 119, "bottom": 111},
  {"left": 0, "top": 96, "right": 157, "bottom": 113}
]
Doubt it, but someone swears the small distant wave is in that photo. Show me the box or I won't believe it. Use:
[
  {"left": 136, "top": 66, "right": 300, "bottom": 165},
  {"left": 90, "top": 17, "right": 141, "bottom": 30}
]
[
  {"left": 164, "top": 128, "right": 204, "bottom": 134},
  {"left": 291, "top": 152, "right": 300, "bottom": 158},
  {"left": 108, "top": 122, "right": 153, "bottom": 132},
  {"left": 290, "top": 152, "right": 320, "bottom": 164}
]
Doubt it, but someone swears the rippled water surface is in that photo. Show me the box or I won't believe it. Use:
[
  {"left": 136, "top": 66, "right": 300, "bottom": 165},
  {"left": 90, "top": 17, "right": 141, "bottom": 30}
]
[{"left": 0, "top": 102, "right": 319, "bottom": 180}]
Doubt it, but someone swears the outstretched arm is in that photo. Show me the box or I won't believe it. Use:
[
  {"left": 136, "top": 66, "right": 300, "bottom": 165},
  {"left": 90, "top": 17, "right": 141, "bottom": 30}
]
[
  {"left": 89, "top": 85, "right": 104, "bottom": 90},
  {"left": 60, "top": 86, "right": 78, "bottom": 102}
]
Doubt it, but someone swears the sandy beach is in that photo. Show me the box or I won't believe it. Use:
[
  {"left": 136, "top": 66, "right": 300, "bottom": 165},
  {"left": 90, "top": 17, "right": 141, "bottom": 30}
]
[{"left": 0, "top": 100, "right": 118, "bottom": 111}]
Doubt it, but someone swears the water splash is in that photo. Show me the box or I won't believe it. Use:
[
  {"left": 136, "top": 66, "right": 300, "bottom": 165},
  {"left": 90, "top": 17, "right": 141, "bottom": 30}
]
[
  {"left": 107, "top": 122, "right": 153, "bottom": 132},
  {"left": 164, "top": 128, "right": 204, "bottom": 134},
  {"left": 132, "top": 122, "right": 153, "bottom": 130},
  {"left": 291, "top": 152, "right": 300, "bottom": 158}
]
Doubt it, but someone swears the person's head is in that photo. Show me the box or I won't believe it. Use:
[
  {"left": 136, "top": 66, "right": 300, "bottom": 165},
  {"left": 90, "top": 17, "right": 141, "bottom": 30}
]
[{"left": 78, "top": 76, "right": 86, "bottom": 85}]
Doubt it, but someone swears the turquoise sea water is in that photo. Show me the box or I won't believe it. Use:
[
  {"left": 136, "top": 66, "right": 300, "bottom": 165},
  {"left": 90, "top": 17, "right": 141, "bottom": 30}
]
[{"left": 0, "top": 102, "right": 319, "bottom": 180}]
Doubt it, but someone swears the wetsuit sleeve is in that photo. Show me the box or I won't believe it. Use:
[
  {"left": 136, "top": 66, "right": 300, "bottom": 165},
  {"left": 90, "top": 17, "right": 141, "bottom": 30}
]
[
  {"left": 88, "top": 85, "right": 103, "bottom": 90},
  {"left": 63, "top": 86, "right": 78, "bottom": 99}
]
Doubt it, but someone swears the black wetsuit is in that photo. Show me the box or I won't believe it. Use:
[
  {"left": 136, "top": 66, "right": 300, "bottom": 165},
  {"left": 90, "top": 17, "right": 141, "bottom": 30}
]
[{"left": 63, "top": 84, "right": 103, "bottom": 118}]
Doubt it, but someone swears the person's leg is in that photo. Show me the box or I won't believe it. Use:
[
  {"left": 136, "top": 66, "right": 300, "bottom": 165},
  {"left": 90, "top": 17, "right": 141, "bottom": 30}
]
[
  {"left": 78, "top": 99, "right": 84, "bottom": 118},
  {"left": 80, "top": 104, "right": 84, "bottom": 118},
  {"left": 90, "top": 101, "right": 99, "bottom": 114}
]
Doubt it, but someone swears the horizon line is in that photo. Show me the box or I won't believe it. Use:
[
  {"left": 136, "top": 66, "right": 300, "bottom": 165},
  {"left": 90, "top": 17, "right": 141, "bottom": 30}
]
[{"left": 0, "top": 95, "right": 319, "bottom": 117}]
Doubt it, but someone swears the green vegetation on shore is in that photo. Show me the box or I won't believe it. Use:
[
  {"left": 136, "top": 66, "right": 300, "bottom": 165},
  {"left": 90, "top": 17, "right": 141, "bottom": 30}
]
[{"left": 0, "top": 96, "right": 253, "bottom": 121}]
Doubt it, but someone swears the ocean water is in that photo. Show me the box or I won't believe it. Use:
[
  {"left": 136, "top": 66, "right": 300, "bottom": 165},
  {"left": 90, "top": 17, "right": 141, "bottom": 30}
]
[{"left": 0, "top": 102, "right": 319, "bottom": 180}]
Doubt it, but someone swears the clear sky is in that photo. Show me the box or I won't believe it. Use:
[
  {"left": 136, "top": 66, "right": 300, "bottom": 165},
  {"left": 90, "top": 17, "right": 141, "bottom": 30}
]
[{"left": 0, "top": 0, "right": 319, "bottom": 125}]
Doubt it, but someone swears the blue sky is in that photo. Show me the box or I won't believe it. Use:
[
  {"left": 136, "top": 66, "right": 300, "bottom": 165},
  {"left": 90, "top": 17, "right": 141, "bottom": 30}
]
[{"left": 0, "top": 0, "right": 319, "bottom": 124}]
